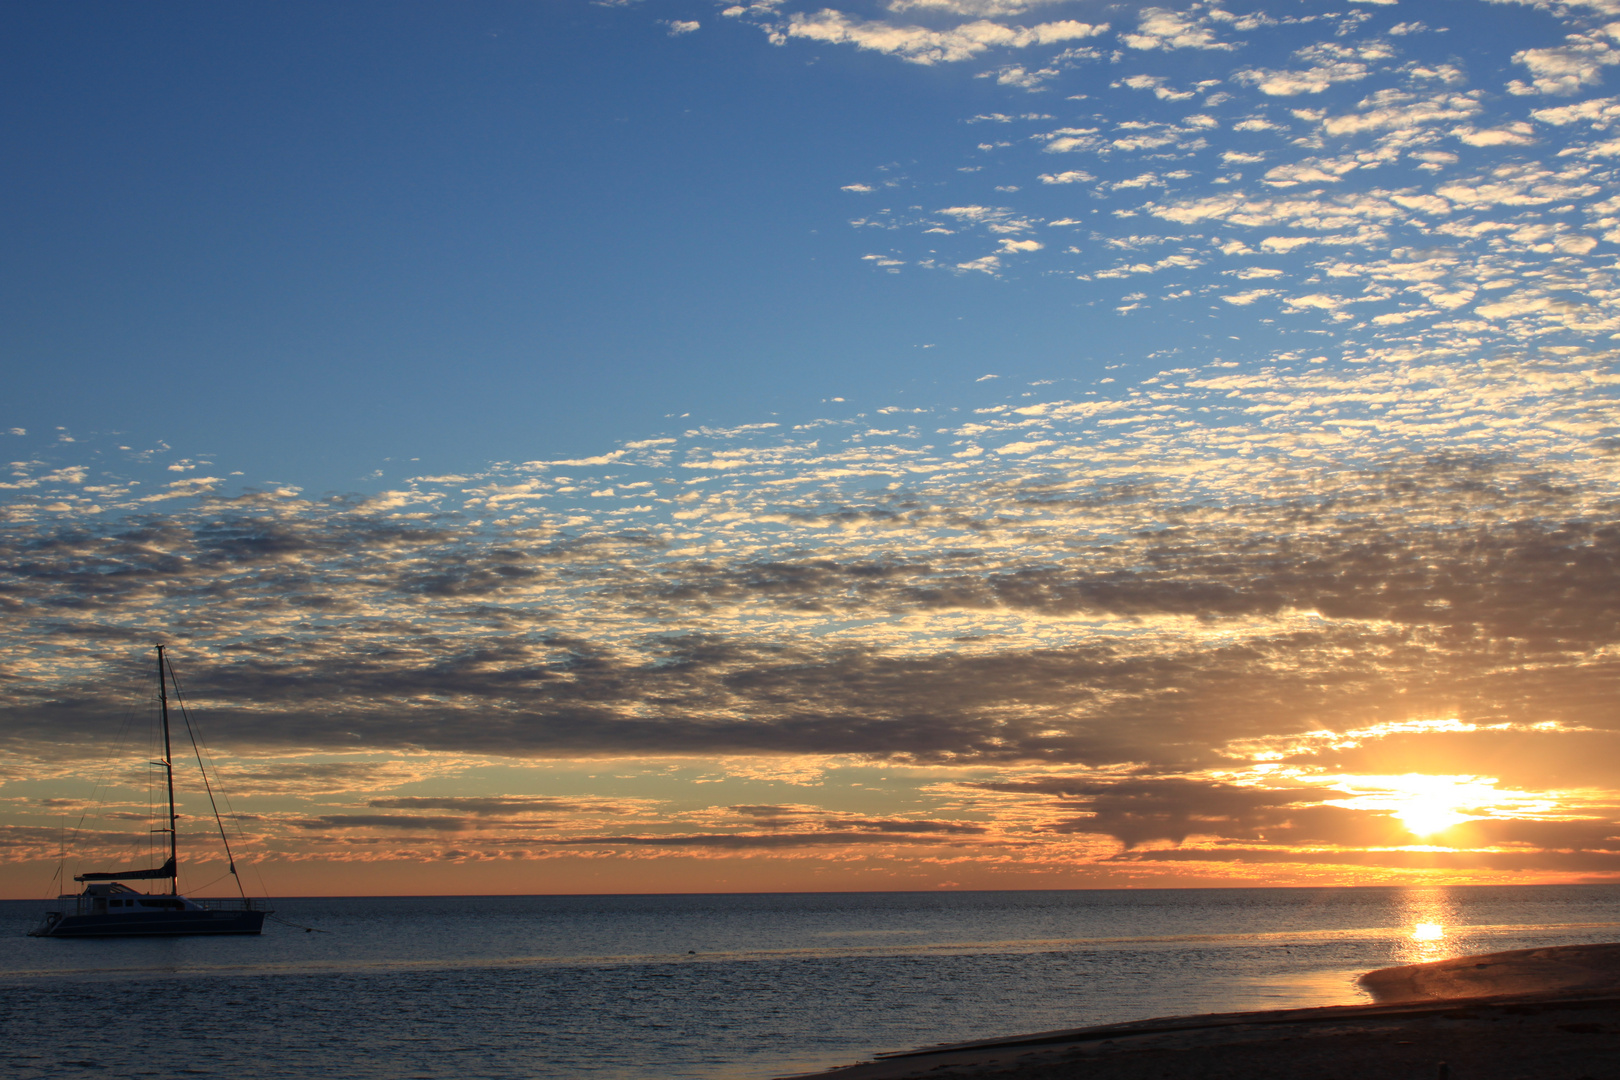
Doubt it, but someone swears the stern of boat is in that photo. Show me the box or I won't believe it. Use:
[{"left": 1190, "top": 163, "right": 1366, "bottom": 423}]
[{"left": 27, "top": 909, "right": 65, "bottom": 937}]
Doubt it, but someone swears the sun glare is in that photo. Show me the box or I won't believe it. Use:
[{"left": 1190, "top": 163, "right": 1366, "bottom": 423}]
[
  {"left": 1394, "top": 797, "right": 1470, "bottom": 837},
  {"left": 1412, "top": 922, "right": 1444, "bottom": 941},
  {"left": 1325, "top": 773, "right": 1498, "bottom": 839}
]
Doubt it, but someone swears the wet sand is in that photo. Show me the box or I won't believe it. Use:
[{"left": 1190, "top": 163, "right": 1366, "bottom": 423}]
[{"left": 784, "top": 944, "right": 1620, "bottom": 1080}]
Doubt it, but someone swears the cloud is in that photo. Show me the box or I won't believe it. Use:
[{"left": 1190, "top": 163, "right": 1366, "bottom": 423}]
[
  {"left": 1037, "top": 116, "right": 1216, "bottom": 157},
  {"left": 781, "top": 11, "right": 1106, "bottom": 65},
  {"left": 1038, "top": 170, "right": 1093, "bottom": 184},
  {"left": 1511, "top": 33, "right": 1620, "bottom": 96},
  {"left": 1221, "top": 288, "right": 1277, "bottom": 305},
  {"left": 1260, "top": 157, "right": 1364, "bottom": 187},
  {"left": 9, "top": 341, "right": 1620, "bottom": 882},
  {"left": 220, "top": 762, "right": 444, "bottom": 794},
  {"left": 839, "top": 818, "right": 987, "bottom": 833},
  {"left": 1452, "top": 122, "right": 1537, "bottom": 146},
  {"left": 1532, "top": 95, "right": 1620, "bottom": 128},
  {"left": 1114, "top": 847, "right": 1620, "bottom": 872},
  {"left": 1320, "top": 89, "right": 1483, "bottom": 136},
  {"left": 1120, "top": 8, "right": 1235, "bottom": 52},
  {"left": 886, "top": 0, "right": 1071, "bottom": 15},
  {"left": 947, "top": 254, "right": 992, "bottom": 272},
  {"left": 10, "top": 395, "right": 1620, "bottom": 783},
  {"left": 1234, "top": 41, "right": 1393, "bottom": 96},
  {"left": 298, "top": 814, "right": 473, "bottom": 831},
  {"left": 1118, "top": 74, "right": 1196, "bottom": 102},
  {"left": 366, "top": 796, "right": 598, "bottom": 815},
  {"left": 537, "top": 831, "right": 978, "bottom": 848},
  {"left": 972, "top": 776, "right": 1363, "bottom": 849},
  {"left": 1434, "top": 163, "right": 1600, "bottom": 209},
  {"left": 13, "top": 3, "right": 1620, "bottom": 884},
  {"left": 1145, "top": 191, "right": 1407, "bottom": 248}
]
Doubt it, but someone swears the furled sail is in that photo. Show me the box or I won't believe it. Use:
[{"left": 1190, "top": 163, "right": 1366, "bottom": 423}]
[{"left": 75, "top": 857, "right": 176, "bottom": 882}]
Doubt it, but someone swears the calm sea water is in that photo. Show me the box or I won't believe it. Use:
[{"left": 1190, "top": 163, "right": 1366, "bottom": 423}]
[{"left": 2, "top": 886, "right": 1617, "bottom": 1080}]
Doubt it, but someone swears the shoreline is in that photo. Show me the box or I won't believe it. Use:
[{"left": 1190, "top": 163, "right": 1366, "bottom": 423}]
[{"left": 785, "top": 943, "right": 1620, "bottom": 1080}]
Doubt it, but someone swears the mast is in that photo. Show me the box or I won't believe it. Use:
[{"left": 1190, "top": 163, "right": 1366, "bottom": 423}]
[{"left": 157, "top": 644, "right": 178, "bottom": 895}]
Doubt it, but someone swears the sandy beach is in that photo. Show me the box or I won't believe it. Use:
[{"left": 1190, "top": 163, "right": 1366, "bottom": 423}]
[{"left": 786, "top": 944, "right": 1620, "bottom": 1080}]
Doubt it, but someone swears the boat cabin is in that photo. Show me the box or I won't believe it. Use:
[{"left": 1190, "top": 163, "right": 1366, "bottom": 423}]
[{"left": 57, "top": 882, "right": 207, "bottom": 917}]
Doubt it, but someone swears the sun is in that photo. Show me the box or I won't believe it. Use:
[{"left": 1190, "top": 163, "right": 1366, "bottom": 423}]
[
  {"left": 1394, "top": 796, "right": 1470, "bottom": 837},
  {"left": 1325, "top": 772, "right": 1501, "bottom": 840}
]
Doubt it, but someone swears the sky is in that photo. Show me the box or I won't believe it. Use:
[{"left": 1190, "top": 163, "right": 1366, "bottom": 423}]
[{"left": 5, "top": 0, "right": 1620, "bottom": 898}]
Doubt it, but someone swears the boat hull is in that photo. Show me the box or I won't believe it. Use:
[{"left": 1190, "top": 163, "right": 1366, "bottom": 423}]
[{"left": 31, "top": 909, "right": 268, "bottom": 937}]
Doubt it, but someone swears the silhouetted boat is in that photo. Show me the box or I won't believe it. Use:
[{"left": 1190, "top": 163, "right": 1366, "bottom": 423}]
[{"left": 30, "top": 646, "right": 269, "bottom": 937}]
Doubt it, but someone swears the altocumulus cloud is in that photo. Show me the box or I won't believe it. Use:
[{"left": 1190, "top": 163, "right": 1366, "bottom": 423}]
[
  {"left": 4, "top": 328, "right": 1620, "bottom": 876},
  {"left": 10, "top": 0, "right": 1620, "bottom": 880}
]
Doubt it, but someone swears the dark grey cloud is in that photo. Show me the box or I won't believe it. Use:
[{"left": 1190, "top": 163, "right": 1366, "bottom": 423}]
[
  {"left": 6, "top": 496, "right": 1620, "bottom": 777},
  {"left": 0, "top": 823, "right": 180, "bottom": 858},
  {"left": 284, "top": 812, "right": 986, "bottom": 845},
  {"left": 297, "top": 815, "right": 472, "bottom": 832},
  {"left": 1449, "top": 816, "right": 1620, "bottom": 851},
  {"left": 972, "top": 776, "right": 1371, "bottom": 848},
  {"left": 725, "top": 805, "right": 827, "bottom": 829},
  {"left": 216, "top": 763, "right": 432, "bottom": 795},
  {"left": 835, "top": 818, "right": 987, "bottom": 834},
  {"left": 1116, "top": 847, "right": 1620, "bottom": 872},
  {"left": 365, "top": 796, "right": 595, "bottom": 815},
  {"left": 1285, "top": 729, "right": 1620, "bottom": 792},
  {"left": 3, "top": 361, "right": 1619, "bottom": 801},
  {"left": 729, "top": 804, "right": 820, "bottom": 818},
  {"left": 963, "top": 777, "right": 1620, "bottom": 867},
  {"left": 536, "top": 831, "right": 985, "bottom": 849}
]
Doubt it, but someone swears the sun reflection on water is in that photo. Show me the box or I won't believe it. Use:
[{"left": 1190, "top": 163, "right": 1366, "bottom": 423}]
[{"left": 1394, "top": 888, "right": 1458, "bottom": 965}]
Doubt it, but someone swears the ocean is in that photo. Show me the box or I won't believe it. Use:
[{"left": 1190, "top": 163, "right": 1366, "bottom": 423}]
[{"left": 2, "top": 886, "right": 1617, "bottom": 1080}]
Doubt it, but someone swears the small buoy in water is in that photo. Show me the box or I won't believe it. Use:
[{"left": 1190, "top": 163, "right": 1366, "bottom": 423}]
[{"left": 688, "top": 950, "right": 696, "bottom": 954}]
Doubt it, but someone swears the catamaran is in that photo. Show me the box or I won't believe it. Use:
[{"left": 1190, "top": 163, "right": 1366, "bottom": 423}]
[{"left": 31, "top": 645, "right": 269, "bottom": 937}]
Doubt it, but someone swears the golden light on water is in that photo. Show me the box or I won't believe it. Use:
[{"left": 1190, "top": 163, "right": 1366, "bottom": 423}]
[{"left": 1397, "top": 888, "right": 1458, "bottom": 965}]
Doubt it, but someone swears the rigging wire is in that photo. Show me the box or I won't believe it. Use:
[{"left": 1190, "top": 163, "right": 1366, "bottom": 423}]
[
  {"left": 165, "top": 655, "right": 328, "bottom": 933},
  {"left": 163, "top": 655, "right": 250, "bottom": 901},
  {"left": 40, "top": 647, "right": 326, "bottom": 936},
  {"left": 165, "top": 659, "right": 278, "bottom": 907},
  {"left": 164, "top": 657, "right": 328, "bottom": 932},
  {"left": 186, "top": 869, "right": 236, "bottom": 894}
]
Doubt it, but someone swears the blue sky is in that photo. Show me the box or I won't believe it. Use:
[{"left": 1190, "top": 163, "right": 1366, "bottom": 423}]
[
  {"left": 6, "top": 0, "right": 1569, "bottom": 490},
  {"left": 7, "top": 0, "right": 1620, "bottom": 896},
  {"left": 5, "top": 0, "right": 1115, "bottom": 487}
]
